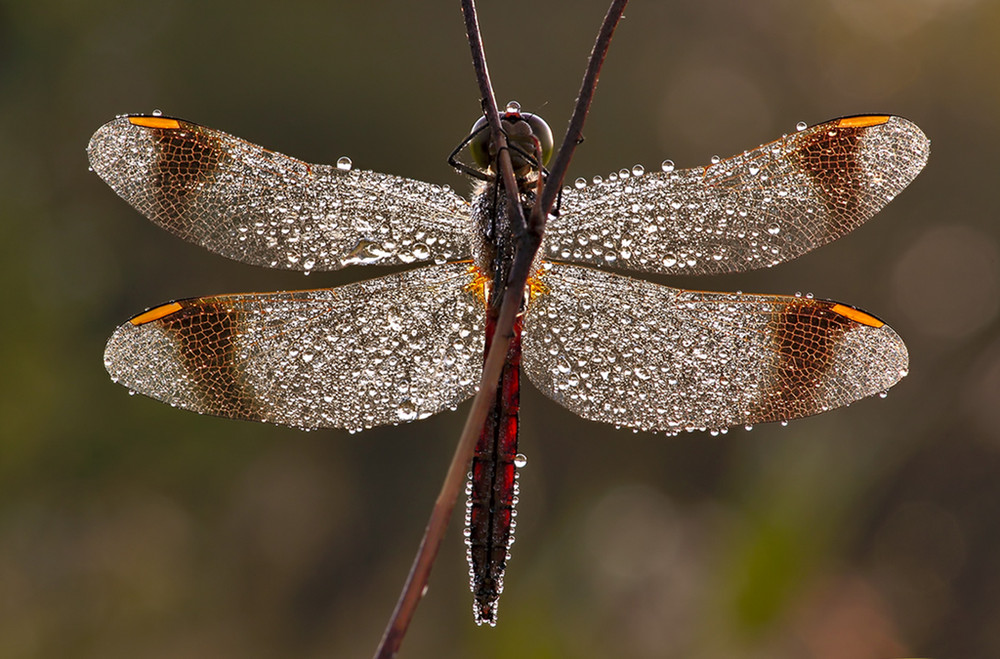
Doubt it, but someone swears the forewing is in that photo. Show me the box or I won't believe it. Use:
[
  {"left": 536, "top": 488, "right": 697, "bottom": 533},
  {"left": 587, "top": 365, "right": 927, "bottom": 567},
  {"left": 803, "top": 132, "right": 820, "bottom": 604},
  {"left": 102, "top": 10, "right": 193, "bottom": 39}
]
[
  {"left": 523, "top": 263, "right": 908, "bottom": 434},
  {"left": 104, "top": 263, "right": 485, "bottom": 432},
  {"left": 547, "top": 116, "right": 929, "bottom": 275},
  {"left": 88, "top": 115, "right": 471, "bottom": 271}
]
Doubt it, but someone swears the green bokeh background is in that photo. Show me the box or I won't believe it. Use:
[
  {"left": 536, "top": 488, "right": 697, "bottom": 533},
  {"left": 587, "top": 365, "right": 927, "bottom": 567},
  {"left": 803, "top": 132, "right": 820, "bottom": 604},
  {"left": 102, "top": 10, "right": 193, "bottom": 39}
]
[{"left": 2, "top": 1, "right": 999, "bottom": 657}]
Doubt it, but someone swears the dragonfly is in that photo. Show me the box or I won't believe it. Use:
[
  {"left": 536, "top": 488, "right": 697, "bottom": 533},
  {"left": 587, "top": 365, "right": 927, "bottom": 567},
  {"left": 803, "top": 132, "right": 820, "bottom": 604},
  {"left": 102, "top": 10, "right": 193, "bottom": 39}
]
[{"left": 89, "top": 104, "right": 928, "bottom": 625}]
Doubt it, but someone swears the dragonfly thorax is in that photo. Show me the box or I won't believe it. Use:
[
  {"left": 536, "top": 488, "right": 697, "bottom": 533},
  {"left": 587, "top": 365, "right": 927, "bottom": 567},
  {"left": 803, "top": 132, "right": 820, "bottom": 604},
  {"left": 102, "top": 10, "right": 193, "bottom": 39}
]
[{"left": 469, "top": 178, "right": 541, "bottom": 306}]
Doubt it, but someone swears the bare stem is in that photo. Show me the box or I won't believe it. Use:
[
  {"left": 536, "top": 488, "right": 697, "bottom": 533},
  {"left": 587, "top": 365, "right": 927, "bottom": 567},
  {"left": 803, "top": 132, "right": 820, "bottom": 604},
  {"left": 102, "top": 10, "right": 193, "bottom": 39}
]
[
  {"left": 460, "top": 0, "right": 529, "bottom": 237},
  {"left": 373, "top": 1, "right": 628, "bottom": 656},
  {"left": 536, "top": 0, "right": 628, "bottom": 229}
]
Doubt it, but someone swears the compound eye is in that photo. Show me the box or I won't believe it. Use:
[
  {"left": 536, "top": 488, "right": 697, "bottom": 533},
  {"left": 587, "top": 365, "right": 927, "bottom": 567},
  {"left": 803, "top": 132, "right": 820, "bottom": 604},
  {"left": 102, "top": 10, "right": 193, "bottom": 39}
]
[
  {"left": 468, "top": 116, "right": 492, "bottom": 169},
  {"left": 524, "top": 113, "right": 554, "bottom": 167}
]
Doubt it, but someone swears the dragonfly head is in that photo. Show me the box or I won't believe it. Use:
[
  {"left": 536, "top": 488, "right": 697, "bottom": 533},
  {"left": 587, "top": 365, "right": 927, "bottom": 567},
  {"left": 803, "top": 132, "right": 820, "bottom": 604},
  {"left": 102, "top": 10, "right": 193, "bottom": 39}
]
[{"left": 469, "top": 101, "right": 553, "bottom": 177}]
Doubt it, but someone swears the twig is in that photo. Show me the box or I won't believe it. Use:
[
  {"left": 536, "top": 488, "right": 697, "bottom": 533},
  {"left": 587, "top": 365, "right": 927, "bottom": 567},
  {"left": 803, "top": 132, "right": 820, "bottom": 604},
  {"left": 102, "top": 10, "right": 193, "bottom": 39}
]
[
  {"left": 459, "top": 0, "right": 528, "bottom": 238},
  {"left": 534, "top": 0, "right": 628, "bottom": 231},
  {"left": 372, "top": 1, "right": 628, "bottom": 656},
  {"left": 372, "top": 2, "right": 510, "bottom": 654}
]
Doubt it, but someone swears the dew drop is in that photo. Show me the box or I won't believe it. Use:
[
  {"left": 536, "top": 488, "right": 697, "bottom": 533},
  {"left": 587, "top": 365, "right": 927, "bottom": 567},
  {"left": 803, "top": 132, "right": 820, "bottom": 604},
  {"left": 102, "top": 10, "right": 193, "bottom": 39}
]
[
  {"left": 397, "top": 401, "right": 418, "bottom": 421},
  {"left": 767, "top": 223, "right": 781, "bottom": 235},
  {"left": 412, "top": 243, "right": 431, "bottom": 260},
  {"left": 514, "top": 454, "right": 528, "bottom": 468},
  {"left": 796, "top": 121, "right": 808, "bottom": 131},
  {"left": 631, "top": 164, "right": 645, "bottom": 177},
  {"left": 574, "top": 177, "right": 587, "bottom": 189},
  {"left": 505, "top": 100, "right": 521, "bottom": 113},
  {"left": 710, "top": 155, "right": 721, "bottom": 165},
  {"left": 336, "top": 156, "right": 353, "bottom": 171},
  {"left": 152, "top": 108, "right": 162, "bottom": 116},
  {"left": 661, "top": 159, "right": 675, "bottom": 173}
]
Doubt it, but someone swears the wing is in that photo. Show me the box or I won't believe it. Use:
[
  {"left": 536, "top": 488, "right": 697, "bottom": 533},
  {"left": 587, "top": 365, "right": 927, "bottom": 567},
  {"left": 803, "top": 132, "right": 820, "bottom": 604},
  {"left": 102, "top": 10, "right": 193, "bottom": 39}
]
[
  {"left": 104, "top": 263, "right": 485, "bottom": 432},
  {"left": 88, "top": 115, "right": 471, "bottom": 271},
  {"left": 522, "top": 263, "right": 907, "bottom": 434},
  {"left": 546, "top": 115, "right": 929, "bottom": 275}
]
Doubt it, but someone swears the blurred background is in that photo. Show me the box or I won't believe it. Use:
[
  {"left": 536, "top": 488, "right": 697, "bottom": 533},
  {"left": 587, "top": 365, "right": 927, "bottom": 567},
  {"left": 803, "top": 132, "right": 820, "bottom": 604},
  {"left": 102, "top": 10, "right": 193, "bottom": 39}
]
[{"left": 2, "top": 0, "right": 998, "bottom": 657}]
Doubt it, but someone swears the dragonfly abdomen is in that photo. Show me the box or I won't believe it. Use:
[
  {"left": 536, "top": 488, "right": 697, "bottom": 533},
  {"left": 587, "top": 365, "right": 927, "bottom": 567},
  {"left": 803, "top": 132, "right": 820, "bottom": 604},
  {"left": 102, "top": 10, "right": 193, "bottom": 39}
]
[{"left": 465, "top": 313, "right": 523, "bottom": 626}]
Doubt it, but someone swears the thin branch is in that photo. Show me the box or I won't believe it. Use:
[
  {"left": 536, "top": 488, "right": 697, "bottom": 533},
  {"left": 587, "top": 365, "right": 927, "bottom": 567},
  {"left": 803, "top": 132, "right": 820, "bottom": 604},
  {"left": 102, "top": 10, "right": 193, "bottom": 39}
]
[
  {"left": 535, "top": 0, "right": 629, "bottom": 230},
  {"left": 495, "top": 0, "right": 628, "bottom": 348},
  {"left": 373, "top": 2, "right": 511, "bottom": 655},
  {"left": 460, "top": 1, "right": 528, "bottom": 238},
  {"left": 373, "top": 1, "right": 628, "bottom": 656}
]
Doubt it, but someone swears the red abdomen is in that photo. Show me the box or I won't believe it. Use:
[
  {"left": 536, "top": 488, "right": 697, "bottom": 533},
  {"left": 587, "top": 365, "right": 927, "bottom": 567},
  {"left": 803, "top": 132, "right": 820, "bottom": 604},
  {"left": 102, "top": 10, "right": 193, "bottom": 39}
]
[{"left": 465, "top": 311, "right": 523, "bottom": 626}]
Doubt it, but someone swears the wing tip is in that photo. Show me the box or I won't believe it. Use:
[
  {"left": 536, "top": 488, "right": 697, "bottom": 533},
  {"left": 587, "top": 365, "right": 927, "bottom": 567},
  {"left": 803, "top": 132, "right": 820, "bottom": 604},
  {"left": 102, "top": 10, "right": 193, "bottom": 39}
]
[
  {"left": 87, "top": 114, "right": 192, "bottom": 169},
  {"left": 874, "top": 115, "right": 931, "bottom": 166},
  {"left": 87, "top": 115, "right": 142, "bottom": 179},
  {"left": 850, "top": 313, "right": 910, "bottom": 395},
  {"left": 103, "top": 318, "right": 142, "bottom": 384},
  {"left": 840, "top": 114, "right": 930, "bottom": 196}
]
